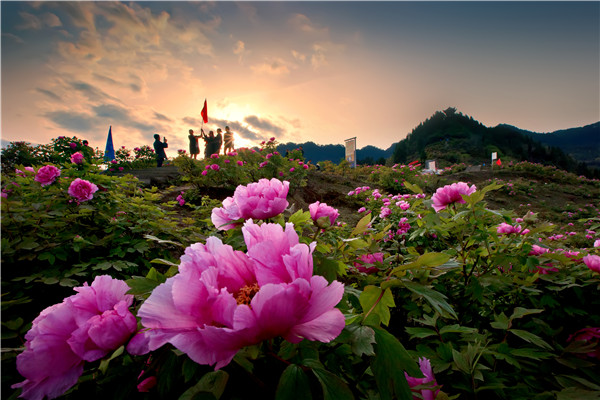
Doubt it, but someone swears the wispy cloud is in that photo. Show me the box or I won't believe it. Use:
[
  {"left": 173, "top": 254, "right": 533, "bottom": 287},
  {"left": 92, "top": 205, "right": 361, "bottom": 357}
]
[
  {"left": 244, "top": 115, "right": 285, "bottom": 136},
  {"left": 250, "top": 58, "right": 291, "bottom": 75},
  {"left": 36, "top": 88, "right": 62, "bottom": 101}
]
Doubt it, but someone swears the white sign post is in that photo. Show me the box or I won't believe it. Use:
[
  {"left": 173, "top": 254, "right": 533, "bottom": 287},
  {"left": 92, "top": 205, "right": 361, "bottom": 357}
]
[{"left": 345, "top": 137, "right": 357, "bottom": 168}]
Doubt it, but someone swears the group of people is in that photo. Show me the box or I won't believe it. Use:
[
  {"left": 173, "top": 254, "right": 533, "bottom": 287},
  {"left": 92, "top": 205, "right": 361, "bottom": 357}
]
[
  {"left": 152, "top": 126, "right": 235, "bottom": 167},
  {"left": 188, "top": 126, "right": 235, "bottom": 160}
]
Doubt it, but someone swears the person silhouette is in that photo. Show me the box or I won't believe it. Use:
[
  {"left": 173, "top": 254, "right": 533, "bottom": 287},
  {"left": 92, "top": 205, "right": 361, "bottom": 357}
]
[{"left": 153, "top": 134, "right": 168, "bottom": 167}]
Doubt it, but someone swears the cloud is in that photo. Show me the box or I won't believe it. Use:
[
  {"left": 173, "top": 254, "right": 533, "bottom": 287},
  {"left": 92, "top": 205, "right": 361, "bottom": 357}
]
[
  {"left": 233, "top": 40, "right": 245, "bottom": 55},
  {"left": 36, "top": 88, "right": 62, "bottom": 101},
  {"left": 153, "top": 111, "right": 172, "bottom": 122},
  {"left": 250, "top": 58, "right": 291, "bottom": 75},
  {"left": 16, "top": 12, "right": 43, "bottom": 30},
  {"left": 43, "top": 12, "right": 62, "bottom": 28},
  {"left": 69, "top": 80, "right": 120, "bottom": 103},
  {"left": 288, "top": 14, "right": 328, "bottom": 35},
  {"left": 244, "top": 115, "right": 285, "bottom": 136},
  {"left": 45, "top": 110, "right": 95, "bottom": 132},
  {"left": 1, "top": 33, "right": 25, "bottom": 44},
  {"left": 92, "top": 104, "right": 156, "bottom": 132},
  {"left": 292, "top": 50, "right": 306, "bottom": 62}
]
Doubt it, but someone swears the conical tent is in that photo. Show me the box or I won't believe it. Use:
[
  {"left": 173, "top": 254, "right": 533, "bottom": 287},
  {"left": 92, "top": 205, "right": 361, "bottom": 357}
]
[{"left": 104, "top": 126, "right": 115, "bottom": 161}]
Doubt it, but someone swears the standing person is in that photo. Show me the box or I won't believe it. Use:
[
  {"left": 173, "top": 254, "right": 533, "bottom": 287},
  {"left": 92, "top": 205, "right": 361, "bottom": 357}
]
[
  {"left": 188, "top": 129, "right": 201, "bottom": 160},
  {"left": 153, "top": 134, "right": 168, "bottom": 167},
  {"left": 223, "top": 125, "right": 235, "bottom": 154},
  {"left": 216, "top": 128, "right": 224, "bottom": 156},
  {"left": 201, "top": 130, "right": 216, "bottom": 158}
]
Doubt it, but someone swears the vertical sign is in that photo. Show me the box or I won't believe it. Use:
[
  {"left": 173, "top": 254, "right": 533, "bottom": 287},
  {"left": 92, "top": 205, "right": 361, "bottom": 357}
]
[
  {"left": 491, "top": 152, "right": 497, "bottom": 161},
  {"left": 345, "top": 137, "right": 357, "bottom": 168}
]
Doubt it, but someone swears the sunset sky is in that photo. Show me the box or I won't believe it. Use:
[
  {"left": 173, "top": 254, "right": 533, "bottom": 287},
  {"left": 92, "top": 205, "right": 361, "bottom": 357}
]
[{"left": 2, "top": 1, "right": 599, "bottom": 158}]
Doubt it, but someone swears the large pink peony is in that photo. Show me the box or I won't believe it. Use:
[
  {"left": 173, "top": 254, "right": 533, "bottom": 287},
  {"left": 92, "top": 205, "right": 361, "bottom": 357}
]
[
  {"left": 404, "top": 357, "right": 440, "bottom": 400},
  {"left": 431, "top": 182, "right": 476, "bottom": 212},
  {"left": 12, "top": 276, "right": 137, "bottom": 400},
  {"left": 583, "top": 255, "right": 600, "bottom": 273},
  {"left": 34, "top": 165, "right": 61, "bottom": 186},
  {"left": 309, "top": 201, "right": 340, "bottom": 228},
  {"left": 127, "top": 220, "right": 345, "bottom": 369},
  {"left": 211, "top": 178, "right": 289, "bottom": 230},
  {"left": 68, "top": 178, "right": 99, "bottom": 202}
]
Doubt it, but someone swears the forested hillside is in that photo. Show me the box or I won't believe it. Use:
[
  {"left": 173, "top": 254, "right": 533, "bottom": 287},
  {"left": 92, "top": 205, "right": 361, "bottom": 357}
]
[{"left": 392, "top": 108, "right": 599, "bottom": 178}]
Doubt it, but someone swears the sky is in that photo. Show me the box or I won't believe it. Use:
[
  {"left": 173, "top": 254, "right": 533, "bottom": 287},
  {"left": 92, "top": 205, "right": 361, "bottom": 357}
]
[{"left": 1, "top": 1, "right": 599, "bottom": 158}]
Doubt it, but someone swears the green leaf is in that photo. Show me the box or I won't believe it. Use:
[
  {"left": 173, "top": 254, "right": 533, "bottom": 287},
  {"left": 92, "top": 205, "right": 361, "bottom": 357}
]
[
  {"left": 275, "top": 364, "right": 312, "bottom": 400},
  {"left": 18, "top": 239, "right": 39, "bottom": 250},
  {"left": 402, "top": 281, "right": 457, "bottom": 320},
  {"left": 288, "top": 210, "right": 312, "bottom": 226},
  {"left": 345, "top": 325, "right": 376, "bottom": 356},
  {"left": 178, "top": 370, "right": 229, "bottom": 400},
  {"left": 509, "top": 307, "right": 544, "bottom": 322},
  {"left": 391, "top": 252, "right": 451, "bottom": 274},
  {"left": 439, "top": 324, "right": 477, "bottom": 335},
  {"left": 125, "top": 277, "right": 162, "bottom": 296},
  {"left": 403, "top": 180, "right": 423, "bottom": 194},
  {"left": 371, "top": 326, "right": 420, "bottom": 400},
  {"left": 490, "top": 313, "right": 510, "bottom": 330},
  {"left": 311, "top": 366, "right": 354, "bottom": 400},
  {"left": 359, "top": 285, "right": 395, "bottom": 326},
  {"left": 351, "top": 213, "right": 372, "bottom": 236},
  {"left": 405, "top": 327, "right": 438, "bottom": 339},
  {"left": 509, "top": 329, "right": 553, "bottom": 350},
  {"left": 98, "top": 345, "right": 124, "bottom": 375}
]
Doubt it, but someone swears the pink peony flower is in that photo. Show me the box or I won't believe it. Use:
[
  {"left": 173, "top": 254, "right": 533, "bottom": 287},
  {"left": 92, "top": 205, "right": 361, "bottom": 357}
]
[
  {"left": 68, "top": 178, "right": 99, "bottom": 202},
  {"left": 354, "top": 253, "right": 385, "bottom": 273},
  {"left": 12, "top": 276, "right": 137, "bottom": 400},
  {"left": 379, "top": 206, "right": 392, "bottom": 219},
  {"left": 404, "top": 357, "right": 440, "bottom": 400},
  {"left": 309, "top": 201, "right": 340, "bottom": 228},
  {"left": 201, "top": 170, "right": 208, "bottom": 176},
  {"left": 176, "top": 192, "right": 185, "bottom": 206},
  {"left": 289, "top": 167, "right": 295, "bottom": 172},
  {"left": 497, "top": 222, "right": 524, "bottom": 235},
  {"left": 237, "top": 161, "right": 244, "bottom": 166},
  {"left": 583, "top": 255, "right": 600, "bottom": 273},
  {"left": 127, "top": 220, "right": 345, "bottom": 369},
  {"left": 34, "top": 165, "right": 61, "bottom": 186},
  {"left": 211, "top": 179, "right": 289, "bottom": 230},
  {"left": 431, "top": 182, "right": 476, "bottom": 212},
  {"left": 594, "top": 239, "right": 600, "bottom": 248},
  {"left": 567, "top": 327, "right": 600, "bottom": 359},
  {"left": 70, "top": 152, "right": 84, "bottom": 164},
  {"left": 396, "top": 200, "right": 410, "bottom": 211},
  {"left": 69, "top": 142, "right": 77, "bottom": 149},
  {"left": 211, "top": 164, "right": 220, "bottom": 171}
]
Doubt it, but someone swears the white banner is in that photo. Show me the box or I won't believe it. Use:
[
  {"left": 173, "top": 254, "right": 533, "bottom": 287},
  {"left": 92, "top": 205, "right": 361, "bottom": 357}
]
[
  {"left": 345, "top": 137, "right": 357, "bottom": 168},
  {"left": 491, "top": 152, "right": 497, "bottom": 160}
]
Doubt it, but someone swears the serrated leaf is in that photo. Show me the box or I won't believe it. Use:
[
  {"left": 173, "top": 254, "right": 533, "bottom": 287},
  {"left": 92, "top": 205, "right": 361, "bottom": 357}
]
[
  {"left": 345, "top": 325, "right": 376, "bottom": 356},
  {"left": 360, "top": 286, "right": 395, "bottom": 326},
  {"left": 289, "top": 210, "right": 312, "bottom": 226},
  {"left": 275, "top": 364, "right": 312, "bottom": 400}
]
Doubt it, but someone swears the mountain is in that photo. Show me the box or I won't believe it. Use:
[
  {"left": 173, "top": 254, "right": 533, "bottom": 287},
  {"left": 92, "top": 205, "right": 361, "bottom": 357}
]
[
  {"left": 275, "top": 141, "right": 395, "bottom": 165},
  {"left": 503, "top": 122, "right": 599, "bottom": 169},
  {"left": 391, "top": 108, "right": 599, "bottom": 178}
]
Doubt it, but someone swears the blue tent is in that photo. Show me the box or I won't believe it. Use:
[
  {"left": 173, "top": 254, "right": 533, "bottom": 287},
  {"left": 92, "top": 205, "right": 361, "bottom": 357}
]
[{"left": 104, "top": 126, "right": 115, "bottom": 161}]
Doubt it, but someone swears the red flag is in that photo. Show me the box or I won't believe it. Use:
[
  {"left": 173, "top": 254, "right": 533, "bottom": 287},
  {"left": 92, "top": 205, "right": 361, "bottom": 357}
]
[
  {"left": 496, "top": 159, "right": 502, "bottom": 166},
  {"left": 201, "top": 99, "right": 208, "bottom": 123}
]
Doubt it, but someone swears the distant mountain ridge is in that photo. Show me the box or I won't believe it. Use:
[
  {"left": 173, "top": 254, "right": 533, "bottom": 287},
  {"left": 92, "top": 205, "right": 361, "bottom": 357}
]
[{"left": 276, "top": 109, "right": 598, "bottom": 177}]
